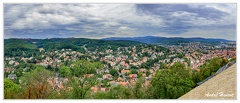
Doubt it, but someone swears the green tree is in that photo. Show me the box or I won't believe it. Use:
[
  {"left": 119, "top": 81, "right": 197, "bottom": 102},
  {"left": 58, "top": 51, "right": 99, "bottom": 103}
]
[
  {"left": 132, "top": 77, "right": 145, "bottom": 99},
  {"left": 146, "top": 70, "right": 150, "bottom": 77},
  {"left": 20, "top": 66, "right": 54, "bottom": 99},
  {"left": 72, "top": 60, "right": 98, "bottom": 77},
  {"left": 197, "top": 57, "right": 228, "bottom": 82},
  {"left": 66, "top": 60, "right": 103, "bottom": 99},
  {"left": 160, "top": 62, "right": 168, "bottom": 69},
  {"left": 69, "top": 76, "right": 98, "bottom": 99},
  {"left": 109, "top": 69, "right": 118, "bottom": 77},
  {"left": 176, "top": 53, "right": 184, "bottom": 58},
  {"left": 130, "top": 69, "right": 138, "bottom": 74},
  {"left": 138, "top": 72, "right": 142, "bottom": 78},
  {"left": 4, "top": 78, "right": 21, "bottom": 99},
  {"left": 93, "top": 85, "right": 131, "bottom": 99},
  {"left": 59, "top": 66, "right": 72, "bottom": 77},
  {"left": 150, "top": 62, "right": 195, "bottom": 99}
]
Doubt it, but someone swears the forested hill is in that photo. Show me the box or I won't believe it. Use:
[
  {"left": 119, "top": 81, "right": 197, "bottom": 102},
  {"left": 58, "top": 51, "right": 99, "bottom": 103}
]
[
  {"left": 4, "top": 39, "right": 37, "bottom": 50},
  {"left": 102, "top": 36, "right": 234, "bottom": 45},
  {"left": 4, "top": 38, "right": 144, "bottom": 56}
]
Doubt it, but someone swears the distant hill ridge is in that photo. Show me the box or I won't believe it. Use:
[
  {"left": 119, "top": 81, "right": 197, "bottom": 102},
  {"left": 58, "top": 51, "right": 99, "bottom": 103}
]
[
  {"left": 102, "top": 36, "right": 234, "bottom": 44},
  {"left": 4, "top": 38, "right": 144, "bottom": 53}
]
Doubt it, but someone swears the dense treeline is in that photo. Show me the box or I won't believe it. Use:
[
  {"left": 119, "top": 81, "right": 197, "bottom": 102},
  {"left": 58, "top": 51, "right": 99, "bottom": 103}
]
[
  {"left": 4, "top": 57, "right": 230, "bottom": 99},
  {"left": 4, "top": 39, "right": 37, "bottom": 57},
  {"left": 4, "top": 38, "right": 144, "bottom": 57},
  {"left": 191, "top": 57, "right": 229, "bottom": 84},
  {"left": 4, "top": 39, "right": 37, "bottom": 51},
  {"left": 103, "top": 36, "right": 233, "bottom": 45},
  {"left": 85, "top": 40, "right": 142, "bottom": 51}
]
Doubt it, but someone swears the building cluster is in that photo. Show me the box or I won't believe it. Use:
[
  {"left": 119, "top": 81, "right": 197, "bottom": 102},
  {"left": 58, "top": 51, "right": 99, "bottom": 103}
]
[{"left": 4, "top": 42, "right": 236, "bottom": 93}]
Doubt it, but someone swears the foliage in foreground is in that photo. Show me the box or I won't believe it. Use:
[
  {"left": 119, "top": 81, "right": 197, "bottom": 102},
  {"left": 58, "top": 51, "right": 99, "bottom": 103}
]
[{"left": 4, "top": 57, "right": 229, "bottom": 99}]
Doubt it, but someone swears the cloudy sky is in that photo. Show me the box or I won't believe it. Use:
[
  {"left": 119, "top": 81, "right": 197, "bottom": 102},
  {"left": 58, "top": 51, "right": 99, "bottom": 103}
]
[{"left": 4, "top": 4, "right": 236, "bottom": 40}]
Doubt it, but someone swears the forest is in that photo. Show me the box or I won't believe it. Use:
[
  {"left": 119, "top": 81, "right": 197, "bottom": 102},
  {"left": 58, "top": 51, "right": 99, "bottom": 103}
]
[{"left": 4, "top": 38, "right": 143, "bottom": 57}]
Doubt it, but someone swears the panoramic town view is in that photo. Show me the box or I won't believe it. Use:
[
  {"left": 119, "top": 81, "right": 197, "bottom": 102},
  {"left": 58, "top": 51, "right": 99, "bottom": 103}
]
[{"left": 4, "top": 4, "right": 236, "bottom": 99}]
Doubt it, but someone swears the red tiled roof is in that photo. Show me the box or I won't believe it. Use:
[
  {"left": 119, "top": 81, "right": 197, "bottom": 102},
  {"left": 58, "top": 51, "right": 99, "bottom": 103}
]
[
  {"left": 118, "top": 82, "right": 129, "bottom": 86},
  {"left": 121, "top": 70, "right": 130, "bottom": 73}
]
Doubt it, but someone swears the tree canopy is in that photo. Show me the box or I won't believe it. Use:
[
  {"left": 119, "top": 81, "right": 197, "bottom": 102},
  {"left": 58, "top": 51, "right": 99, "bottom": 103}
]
[
  {"left": 59, "top": 66, "right": 72, "bottom": 77},
  {"left": 149, "top": 62, "right": 195, "bottom": 99}
]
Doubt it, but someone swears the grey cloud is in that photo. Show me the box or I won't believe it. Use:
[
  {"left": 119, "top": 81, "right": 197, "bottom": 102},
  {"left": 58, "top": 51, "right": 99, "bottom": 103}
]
[
  {"left": 4, "top": 4, "right": 236, "bottom": 40},
  {"left": 137, "top": 4, "right": 228, "bottom": 20}
]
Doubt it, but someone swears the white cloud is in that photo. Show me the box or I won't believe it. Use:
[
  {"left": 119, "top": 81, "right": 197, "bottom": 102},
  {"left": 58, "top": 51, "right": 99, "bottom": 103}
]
[
  {"left": 194, "top": 4, "right": 236, "bottom": 26},
  {"left": 171, "top": 11, "right": 197, "bottom": 17},
  {"left": 4, "top": 4, "right": 236, "bottom": 40},
  {"left": 4, "top": 4, "right": 164, "bottom": 30}
]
